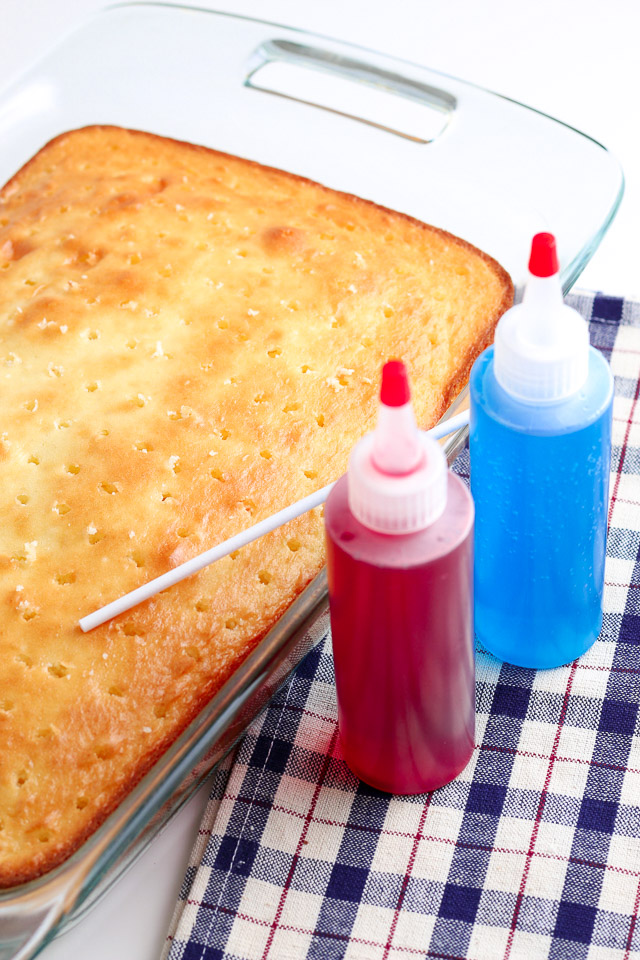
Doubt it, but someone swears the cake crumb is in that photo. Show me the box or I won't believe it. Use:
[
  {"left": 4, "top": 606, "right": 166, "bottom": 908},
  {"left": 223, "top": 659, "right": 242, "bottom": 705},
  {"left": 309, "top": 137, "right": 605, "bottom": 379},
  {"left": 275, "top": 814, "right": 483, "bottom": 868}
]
[{"left": 24, "top": 542, "right": 37, "bottom": 562}]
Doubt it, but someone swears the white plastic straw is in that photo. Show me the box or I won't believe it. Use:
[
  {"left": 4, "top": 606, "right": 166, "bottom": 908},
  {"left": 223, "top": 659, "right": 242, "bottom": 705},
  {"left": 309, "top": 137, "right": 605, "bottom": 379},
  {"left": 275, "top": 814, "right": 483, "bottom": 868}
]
[{"left": 79, "top": 409, "right": 469, "bottom": 632}]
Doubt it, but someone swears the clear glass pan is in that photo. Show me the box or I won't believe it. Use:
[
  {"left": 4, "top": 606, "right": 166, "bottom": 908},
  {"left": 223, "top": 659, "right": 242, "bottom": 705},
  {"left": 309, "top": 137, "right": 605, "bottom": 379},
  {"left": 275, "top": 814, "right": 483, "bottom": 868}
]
[{"left": 0, "top": 5, "right": 623, "bottom": 958}]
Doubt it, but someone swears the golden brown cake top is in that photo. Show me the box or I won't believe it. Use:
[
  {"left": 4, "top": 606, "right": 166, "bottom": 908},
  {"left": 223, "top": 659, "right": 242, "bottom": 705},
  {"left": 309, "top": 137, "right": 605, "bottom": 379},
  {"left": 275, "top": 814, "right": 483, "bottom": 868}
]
[{"left": 0, "top": 125, "right": 512, "bottom": 886}]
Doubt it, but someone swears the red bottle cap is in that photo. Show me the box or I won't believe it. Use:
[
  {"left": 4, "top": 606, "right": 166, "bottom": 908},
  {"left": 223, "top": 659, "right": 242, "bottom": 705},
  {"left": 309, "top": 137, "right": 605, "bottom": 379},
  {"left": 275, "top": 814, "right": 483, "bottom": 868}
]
[
  {"left": 380, "top": 360, "right": 411, "bottom": 406},
  {"left": 528, "top": 232, "right": 559, "bottom": 278},
  {"left": 349, "top": 360, "right": 447, "bottom": 533}
]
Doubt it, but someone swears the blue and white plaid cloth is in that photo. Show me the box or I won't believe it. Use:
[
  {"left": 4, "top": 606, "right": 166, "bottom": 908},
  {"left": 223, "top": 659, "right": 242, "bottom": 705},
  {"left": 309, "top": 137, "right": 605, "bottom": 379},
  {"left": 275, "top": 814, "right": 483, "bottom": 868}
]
[{"left": 164, "top": 292, "right": 640, "bottom": 960}]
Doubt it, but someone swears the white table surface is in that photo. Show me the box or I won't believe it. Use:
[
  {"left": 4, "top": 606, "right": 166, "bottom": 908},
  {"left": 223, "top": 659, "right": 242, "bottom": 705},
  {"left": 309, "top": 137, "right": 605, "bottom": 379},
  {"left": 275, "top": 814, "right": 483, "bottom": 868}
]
[{"left": 1, "top": 1, "right": 639, "bottom": 958}]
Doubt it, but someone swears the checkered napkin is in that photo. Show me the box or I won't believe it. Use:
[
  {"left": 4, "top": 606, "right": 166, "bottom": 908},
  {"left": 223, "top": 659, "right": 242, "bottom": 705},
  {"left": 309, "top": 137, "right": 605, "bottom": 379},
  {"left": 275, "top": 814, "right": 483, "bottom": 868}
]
[{"left": 164, "top": 292, "right": 640, "bottom": 960}]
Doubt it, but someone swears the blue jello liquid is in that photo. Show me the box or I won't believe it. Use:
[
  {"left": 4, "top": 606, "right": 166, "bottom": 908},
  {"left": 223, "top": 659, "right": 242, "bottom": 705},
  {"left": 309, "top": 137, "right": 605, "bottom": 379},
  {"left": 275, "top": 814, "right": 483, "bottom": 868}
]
[{"left": 470, "top": 346, "right": 613, "bottom": 669}]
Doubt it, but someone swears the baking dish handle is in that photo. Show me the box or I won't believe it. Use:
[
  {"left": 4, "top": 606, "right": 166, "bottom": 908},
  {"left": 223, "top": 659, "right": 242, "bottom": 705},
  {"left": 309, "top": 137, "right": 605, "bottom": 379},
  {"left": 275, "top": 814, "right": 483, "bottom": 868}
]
[{"left": 245, "top": 38, "right": 456, "bottom": 143}]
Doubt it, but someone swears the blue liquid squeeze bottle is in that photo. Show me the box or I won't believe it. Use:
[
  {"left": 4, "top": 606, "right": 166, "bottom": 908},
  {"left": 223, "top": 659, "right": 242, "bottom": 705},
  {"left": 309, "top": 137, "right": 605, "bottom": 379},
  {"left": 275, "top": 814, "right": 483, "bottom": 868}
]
[{"left": 470, "top": 233, "right": 613, "bottom": 668}]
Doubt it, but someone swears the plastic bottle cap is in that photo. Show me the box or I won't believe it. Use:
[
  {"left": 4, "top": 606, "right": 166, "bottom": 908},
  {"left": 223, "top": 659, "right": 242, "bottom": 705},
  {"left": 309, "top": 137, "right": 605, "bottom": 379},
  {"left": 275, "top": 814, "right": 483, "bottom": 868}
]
[
  {"left": 348, "top": 361, "right": 448, "bottom": 534},
  {"left": 528, "top": 232, "right": 559, "bottom": 278},
  {"left": 494, "top": 232, "right": 589, "bottom": 403},
  {"left": 380, "top": 359, "right": 411, "bottom": 406}
]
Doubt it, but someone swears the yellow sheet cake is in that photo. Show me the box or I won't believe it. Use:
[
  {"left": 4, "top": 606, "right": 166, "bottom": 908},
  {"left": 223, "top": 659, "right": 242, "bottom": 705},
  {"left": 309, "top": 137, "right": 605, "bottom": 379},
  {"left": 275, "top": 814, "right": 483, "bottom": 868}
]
[{"left": 0, "top": 126, "right": 512, "bottom": 885}]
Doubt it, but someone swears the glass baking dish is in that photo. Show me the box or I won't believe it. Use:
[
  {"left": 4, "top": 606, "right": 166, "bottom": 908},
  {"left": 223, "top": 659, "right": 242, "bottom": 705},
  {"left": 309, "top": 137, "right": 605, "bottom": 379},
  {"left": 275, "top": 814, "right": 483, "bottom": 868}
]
[{"left": 0, "top": 5, "right": 623, "bottom": 958}]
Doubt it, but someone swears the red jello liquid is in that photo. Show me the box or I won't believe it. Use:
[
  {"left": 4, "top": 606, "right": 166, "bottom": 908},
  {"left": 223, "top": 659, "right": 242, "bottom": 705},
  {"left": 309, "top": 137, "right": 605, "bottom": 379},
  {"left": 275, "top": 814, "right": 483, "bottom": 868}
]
[{"left": 325, "top": 472, "right": 475, "bottom": 794}]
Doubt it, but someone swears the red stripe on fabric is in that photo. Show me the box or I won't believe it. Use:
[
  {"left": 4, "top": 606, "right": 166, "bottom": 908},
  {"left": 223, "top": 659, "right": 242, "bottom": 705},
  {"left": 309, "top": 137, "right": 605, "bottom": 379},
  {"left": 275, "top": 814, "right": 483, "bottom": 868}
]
[
  {"left": 623, "top": 877, "right": 640, "bottom": 959},
  {"left": 608, "top": 374, "right": 640, "bottom": 527},
  {"left": 578, "top": 661, "right": 640, "bottom": 676},
  {"left": 580, "top": 661, "right": 640, "bottom": 676},
  {"left": 502, "top": 660, "right": 578, "bottom": 960},
  {"left": 214, "top": 790, "right": 640, "bottom": 880},
  {"left": 608, "top": 497, "right": 640, "bottom": 508},
  {"left": 261, "top": 725, "right": 339, "bottom": 960},
  {"left": 188, "top": 896, "right": 432, "bottom": 956},
  {"left": 479, "top": 739, "right": 640, "bottom": 777},
  {"left": 382, "top": 795, "right": 434, "bottom": 959}
]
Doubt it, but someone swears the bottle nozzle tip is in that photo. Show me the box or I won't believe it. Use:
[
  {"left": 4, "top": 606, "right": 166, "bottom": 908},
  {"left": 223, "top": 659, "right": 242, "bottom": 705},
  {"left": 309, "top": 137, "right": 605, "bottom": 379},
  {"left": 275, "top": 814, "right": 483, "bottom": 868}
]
[
  {"left": 381, "top": 360, "right": 411, "bottom": 407},
  {"left": 529, "top": 232, "right": 559, "bottom": 278}
]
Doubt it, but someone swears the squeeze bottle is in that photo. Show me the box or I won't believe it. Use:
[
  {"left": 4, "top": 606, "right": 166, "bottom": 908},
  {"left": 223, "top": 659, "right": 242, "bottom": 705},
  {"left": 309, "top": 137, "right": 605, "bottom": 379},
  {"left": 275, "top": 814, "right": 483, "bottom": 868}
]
[
  {"left": 470, "top": 233, "right": 613, "bottom": 669},
  {"left": 324, "top": 360, "right": 475, "bottom": 794}
]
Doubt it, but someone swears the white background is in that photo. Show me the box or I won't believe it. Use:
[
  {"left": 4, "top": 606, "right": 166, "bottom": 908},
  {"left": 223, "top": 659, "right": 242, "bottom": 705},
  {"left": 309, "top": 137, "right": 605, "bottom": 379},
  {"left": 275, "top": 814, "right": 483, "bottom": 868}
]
[{"left": 1, "top": 2, "right": 639, "bottom": 958}]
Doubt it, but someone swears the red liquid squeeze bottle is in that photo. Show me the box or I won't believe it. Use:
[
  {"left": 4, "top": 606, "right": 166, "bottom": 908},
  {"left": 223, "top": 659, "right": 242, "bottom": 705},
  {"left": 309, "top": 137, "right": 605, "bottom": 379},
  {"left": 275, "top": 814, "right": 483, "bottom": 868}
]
[{"left": 325, "top": 361, "right": 475, "bottom": 793}]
